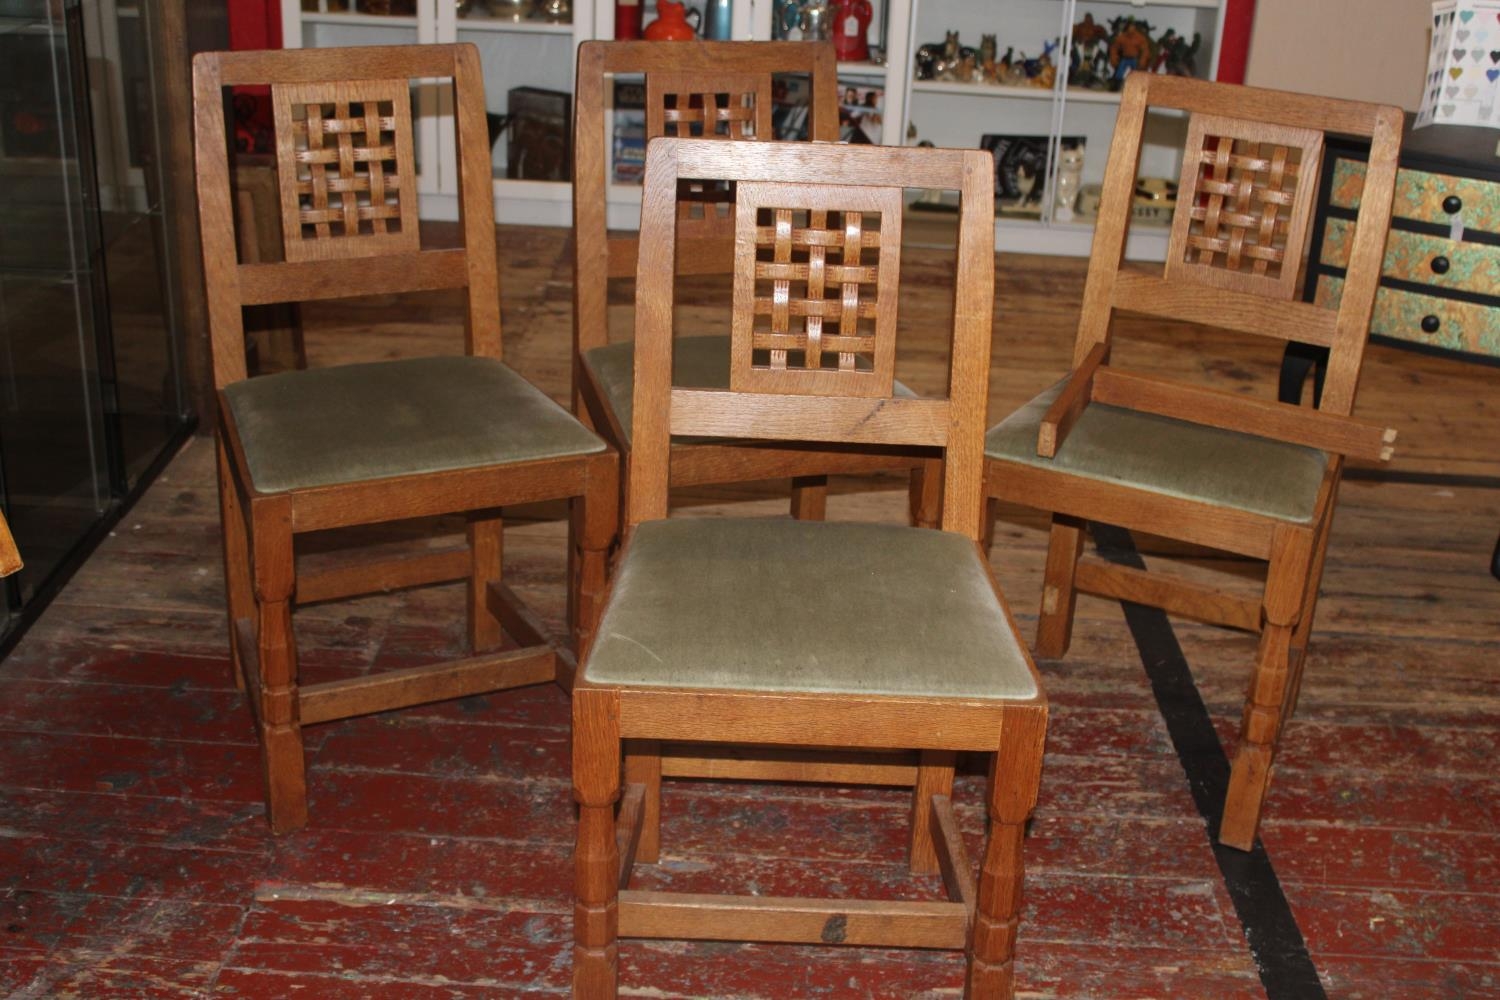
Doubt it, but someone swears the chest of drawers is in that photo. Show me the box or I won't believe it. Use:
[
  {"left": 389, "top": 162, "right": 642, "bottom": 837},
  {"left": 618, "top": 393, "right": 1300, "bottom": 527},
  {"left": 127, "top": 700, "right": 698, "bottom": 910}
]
[
  {"left": 1281, "top": 119, "right": 1500, "bottom": 577},
  {"left": 1303, "top": 120, "right": 1500, "bottom": 362}
]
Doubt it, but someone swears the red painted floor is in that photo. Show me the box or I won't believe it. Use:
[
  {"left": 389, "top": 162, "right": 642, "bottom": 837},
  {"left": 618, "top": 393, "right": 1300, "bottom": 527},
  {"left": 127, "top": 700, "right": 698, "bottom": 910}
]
[{"left": 4, "top": 437, "right": 1498, "bottom": 998}]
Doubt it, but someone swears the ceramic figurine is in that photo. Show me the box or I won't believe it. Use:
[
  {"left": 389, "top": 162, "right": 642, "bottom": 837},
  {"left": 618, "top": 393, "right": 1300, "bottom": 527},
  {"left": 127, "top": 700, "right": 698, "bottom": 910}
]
[
  {"left": 999, "top": 48, "right": 1028, "bottom": 87},
  {"left": 1053, "top": 142, "right": 1084, "bottom": 222},
  {"left": 978, "top": 34, "right": 997, "bottom": 70},
  {"left": 916, "top": 32, "right": 961, "bottom": 80}
]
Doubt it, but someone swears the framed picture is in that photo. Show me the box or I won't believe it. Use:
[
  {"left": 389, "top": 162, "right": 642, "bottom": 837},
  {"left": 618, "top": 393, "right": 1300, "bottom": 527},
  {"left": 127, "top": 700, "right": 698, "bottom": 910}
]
[
  {"left": 979, "top": 134, "right": 1085, "bottom": 216},
  {"left": 506, "top": 86, "right": 571, "bottom": 182},
  {"left": 838, "top": 80, "right": 884, "bottom": 145}
]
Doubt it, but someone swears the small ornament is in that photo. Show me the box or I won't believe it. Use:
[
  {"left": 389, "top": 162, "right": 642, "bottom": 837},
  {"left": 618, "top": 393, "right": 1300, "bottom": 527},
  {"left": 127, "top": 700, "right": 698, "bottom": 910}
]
[
  {"left": 832, "top": 0, "right": 871, "bottom": 62},
  {"left": 644, "top": 0, "right": 700, "bottom": 40}
]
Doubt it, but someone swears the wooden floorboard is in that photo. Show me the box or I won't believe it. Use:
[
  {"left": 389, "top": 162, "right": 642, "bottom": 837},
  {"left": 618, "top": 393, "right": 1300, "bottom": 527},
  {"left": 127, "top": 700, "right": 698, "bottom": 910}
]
[{"left": 2, "top": 224, "right": 1497, "bottom": 997}]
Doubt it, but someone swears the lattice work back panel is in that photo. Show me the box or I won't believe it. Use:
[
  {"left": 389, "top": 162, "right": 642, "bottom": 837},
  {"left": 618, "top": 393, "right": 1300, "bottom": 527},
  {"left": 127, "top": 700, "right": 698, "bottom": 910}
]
[
  {"left": 645, "top": 71, "right": 772, "bottom": 141},
  {"left": 729, "top": 181, "right": 901, "bottom": 398},
  {"left": 647, "top": 72, "right": 773, "bottom": 232},
  {"left": 272, "top": 80, "right": 420, "bottom": 263},
  {"left": 1164, "top": 113, "right": 1323, "bottom": 300}
]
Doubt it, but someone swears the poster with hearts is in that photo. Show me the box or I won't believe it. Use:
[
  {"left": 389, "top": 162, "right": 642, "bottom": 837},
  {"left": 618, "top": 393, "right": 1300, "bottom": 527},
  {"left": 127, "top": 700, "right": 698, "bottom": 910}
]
[{"left": 1417, "top": 0, "right": 1500, "bottom": 128}]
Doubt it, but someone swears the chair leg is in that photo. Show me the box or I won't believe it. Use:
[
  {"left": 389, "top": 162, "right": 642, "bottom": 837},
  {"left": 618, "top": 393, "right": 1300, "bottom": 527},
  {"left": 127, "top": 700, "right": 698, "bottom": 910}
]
[
  {"left": 467, "top": 511, "right": 505, "bottom": 653},
  {"left": 909, "top": 749, "right": 956, "bottom": 874},
  {"left": 980, "top": 496, "right": 997, "bottom": 557},
  {"left": 1035, "top": 514, "right": 1086, "bottom": 659},
  {"left": 217, "top": 438, "right": 254, "bottom": 693},
  {"left": 909, "top": 457, "right": 943, "bottom": 530},
  {"left": 967, "top": 708, "right": 1046, "bottom": 1000},
  {"left": 1221, "top": 525, "right": 1314, "bottom": 851},
  {"left": 573, "top": 688, "right": 622, "bottom": 999},
  {"left": 790, "top": 474, "right": 828, "bottom": 521},
  {"left": 251, "top": 499, "right": 307, "bottom": 834},
  {"left": 624, "top": 740, "right": 662, "bottom": 865},
  {"left": 1285, "top": 490, "right": 1337, "bottom": 721},
  {"left": 571, "top": 461, "right": 618, "bottom": 661}
]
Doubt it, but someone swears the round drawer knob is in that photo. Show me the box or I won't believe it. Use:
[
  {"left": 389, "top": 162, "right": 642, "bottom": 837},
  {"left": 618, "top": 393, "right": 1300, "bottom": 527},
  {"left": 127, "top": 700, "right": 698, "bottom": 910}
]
[
  {"left": 1431, "top": 255, "right": 1451, "bottom": 274},
  {"left": 1421, "top": 314, "right": 1441, "bottom": 333},
  {"left": 1442, "top": 194, "right": 1463, "bottom": 214}
]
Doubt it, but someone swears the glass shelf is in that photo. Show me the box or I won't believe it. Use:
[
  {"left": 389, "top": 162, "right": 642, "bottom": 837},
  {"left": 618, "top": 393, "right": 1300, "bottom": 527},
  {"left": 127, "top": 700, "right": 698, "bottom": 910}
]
[{"left": 456, "top": 15, "right": 573, "bottom": 34}]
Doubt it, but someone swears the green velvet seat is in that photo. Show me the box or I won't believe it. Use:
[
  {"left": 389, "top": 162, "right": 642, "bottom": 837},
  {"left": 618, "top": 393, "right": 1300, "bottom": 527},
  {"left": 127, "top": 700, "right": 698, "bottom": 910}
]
[
  {"left": 584, "top": 517, "right": 1037, "bottom": 700},
  {"left": 584, "top": 334, "right": 915, "bottom": 446},
  {"left": 224, "top": 355, "right": 607, "bottom": 494},
  {"left": 985, "top": 381, "right": 1329, "bottom": 524}
]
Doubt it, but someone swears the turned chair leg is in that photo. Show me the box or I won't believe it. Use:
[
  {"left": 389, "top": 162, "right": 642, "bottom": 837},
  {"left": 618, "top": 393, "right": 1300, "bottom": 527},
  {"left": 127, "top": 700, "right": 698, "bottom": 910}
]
[
  {"left": 467, "top": 511, "right": 505, "bottom": 653},
  {"left": 251, "top": 500, "right": 307, "bottom": 834},
  {"left": 1285, "top": 492, "right": 1337, "bottom": 722},
  {"left": 624, "top": 740, "right": 662, "bottom": 865},
  {"left": 909, "top": 457, "right": 944, "bottom": 530},
  {"left": 573, "top": 689, "right": 622, "bottom": 999},
  {"left": 790, "top": 474, "right": 829, "bottom": 521},
  {"left": 1035, "top": 514, "right": 1087, "bottom": 659},
  {"left": 217, "top": 438, "right": 254, "bottom": 693},
  {"left": 967, "top": 709, "right": 1046, "bottom": 999},
  {"left": 1222, "top": 525, "right": 1314, "bottom": 850},
  {"left": 909, "top": 750, "right": 957, "bottom": 874}
]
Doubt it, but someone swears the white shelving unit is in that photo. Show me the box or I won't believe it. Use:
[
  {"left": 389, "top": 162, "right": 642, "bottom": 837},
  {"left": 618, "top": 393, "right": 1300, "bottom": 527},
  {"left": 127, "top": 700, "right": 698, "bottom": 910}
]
[
  {"left": 903, "top": 0, "right": 1226, "bottom": 257},
  {"left": 282, "top": 0, "right": 1227, "bottom": 254}
]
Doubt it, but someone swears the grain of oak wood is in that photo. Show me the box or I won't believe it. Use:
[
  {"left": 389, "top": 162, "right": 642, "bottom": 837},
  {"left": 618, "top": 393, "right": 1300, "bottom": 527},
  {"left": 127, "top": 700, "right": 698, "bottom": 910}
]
[
  {"left": 572, "top": 138, "right": 1047, "bottom": 1000},
  {"left": 193, "top": 44, "right": 616, "bottom": 834},
  {"left": 984, "top": 72, "right": 1404, "bottom": 851}
]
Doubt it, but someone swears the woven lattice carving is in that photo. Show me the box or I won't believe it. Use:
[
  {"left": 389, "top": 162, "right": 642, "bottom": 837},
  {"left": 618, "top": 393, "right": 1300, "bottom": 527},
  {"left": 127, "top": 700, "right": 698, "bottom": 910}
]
[
  {"left": 647, "top": 73, "right": 774, "bottom": 227},
  {"left": 730, "top": 183, "right": 902, "bottom": 397},
  {"left": 647, "top": 72, "right": 769, "bottom": 140},
  {"left": 1166, "top": 114, "right": 1322, "bottom": 298},
  {"left": 272, "top": 80, "right": 419, "bottom": 262}
]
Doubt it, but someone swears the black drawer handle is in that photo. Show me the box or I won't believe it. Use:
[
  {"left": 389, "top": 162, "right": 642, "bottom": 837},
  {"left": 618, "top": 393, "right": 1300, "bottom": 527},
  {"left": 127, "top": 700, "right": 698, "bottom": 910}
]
[
  {"left": 1431, "top": 255, "right": 1451, "bottom": 274},
  {"left": 1421, "top": 314, "right": 1441, "bottom": 333},
  {"left": 1442, "top": 194, "right": 1463, "bottom": 214}
]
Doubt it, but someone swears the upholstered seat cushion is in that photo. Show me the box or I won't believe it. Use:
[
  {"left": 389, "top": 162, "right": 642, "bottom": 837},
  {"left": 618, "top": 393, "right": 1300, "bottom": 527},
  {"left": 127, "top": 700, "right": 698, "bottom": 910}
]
[
  {"left": 584, "top": 517, "right": 1037, "bottom": 700},
  {"left": 223, "top": 356, "right": 606, "bottom": 494},
  {"left": 584, "top": 334, "right": 915, "bottom": 446},
  {"left": 985, "top": 381, "right": 1328, "bottom": 524}
]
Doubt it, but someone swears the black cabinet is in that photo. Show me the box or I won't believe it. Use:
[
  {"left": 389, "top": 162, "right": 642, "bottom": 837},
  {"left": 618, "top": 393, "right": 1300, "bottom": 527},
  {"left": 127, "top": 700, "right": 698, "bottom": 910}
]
[{"left": 0, "top": 0, "right": 195, "bottom": 650}]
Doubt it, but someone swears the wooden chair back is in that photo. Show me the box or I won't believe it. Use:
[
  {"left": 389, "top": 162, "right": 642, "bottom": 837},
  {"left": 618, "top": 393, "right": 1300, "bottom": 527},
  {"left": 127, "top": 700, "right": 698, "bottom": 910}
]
[
  {"left": 1079, "top": 73, "right": 1403, "bottom": 417},
  {"left": 629, "top": 138, "right": 994, "bottom": 538},
  {"left": 192, "top": 44, "right": 501, "bottom": 390},
  {"left": 572, "top": 40, "right": 840, "bottom": 364}
]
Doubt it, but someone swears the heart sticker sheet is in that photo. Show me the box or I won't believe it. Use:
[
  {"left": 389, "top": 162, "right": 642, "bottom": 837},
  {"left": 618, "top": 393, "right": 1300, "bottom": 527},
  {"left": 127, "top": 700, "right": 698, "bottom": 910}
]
[{"left": 1417, "top": 0, "right": 1500, "bottom": 127}]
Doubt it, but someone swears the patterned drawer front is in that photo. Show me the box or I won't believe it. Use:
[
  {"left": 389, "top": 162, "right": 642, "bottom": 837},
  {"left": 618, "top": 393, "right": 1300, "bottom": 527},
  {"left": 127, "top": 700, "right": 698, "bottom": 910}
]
[
  {"left": 1315, "top": 275, "right": 1500, "bottom": 357},
  {"left": 1329, "top": 158, "right": 1500, "bottom": 233},
  {"left": 1320, "top": 218, "right": 1500, "bottom": 295}
]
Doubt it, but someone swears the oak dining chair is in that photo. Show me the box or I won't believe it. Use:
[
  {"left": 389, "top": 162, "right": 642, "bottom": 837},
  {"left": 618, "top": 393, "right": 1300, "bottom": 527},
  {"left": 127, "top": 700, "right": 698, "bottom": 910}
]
[
  {"left": 983, "top": 72, "right": 1402, "bottom": 850},
  {"left": 572, "top": 137, "right": 1047, "bottom": 999},
  {"left": 192, "top": 44, "right": 617, "bottom": 834},
  {"left": 572, "top": 40, "right": 942, "bottom": 531}
]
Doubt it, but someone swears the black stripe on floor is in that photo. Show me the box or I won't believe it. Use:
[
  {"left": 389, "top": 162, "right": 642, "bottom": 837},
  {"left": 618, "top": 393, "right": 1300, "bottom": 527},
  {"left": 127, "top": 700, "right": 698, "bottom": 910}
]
[{"left": 1090, "top": 523, "right": 1328, "bottom": 1000}]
